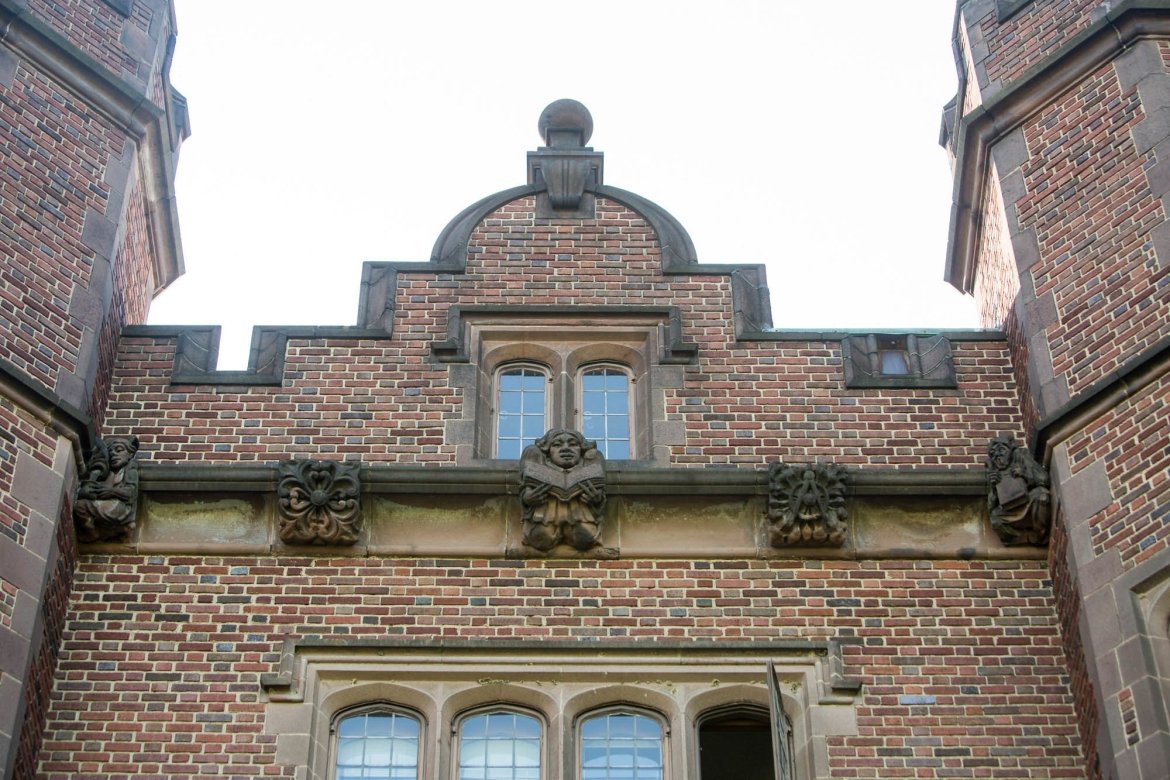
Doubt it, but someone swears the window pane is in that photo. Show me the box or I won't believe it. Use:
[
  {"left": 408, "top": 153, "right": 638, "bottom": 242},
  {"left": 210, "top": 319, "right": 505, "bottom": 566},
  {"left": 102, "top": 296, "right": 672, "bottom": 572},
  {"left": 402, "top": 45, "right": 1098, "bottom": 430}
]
[
  {"left": 606, "top": 440, "right": 630, "bottom": 460},
  {"left": 334, "top": 712, "right": 419, "bottom": 779},
  {"left": 610, "top": 415, "right": 629, "bottom": 438},
  {"left": 459, "top": 712, "right": 542, "bottom": 780},
  {"left": 498, "top": 368, "right": 546, "bottom": 458},
  {"left": 583, "top": 414, "right": 605, "bottom": 439},
  {"left": 499, "top": 415, "right": 521, "bottom": 438},
  {"left": 499, "top": 391, "right": 522, "bottom": 414},
  {"left": 522, "top": 414, "right": 545, "bottom": 439},
  {"left": 580, "top": 368, "right": 631, "bottom": 460},
  {"left": 880, "top": 350, "right": 909, "bottom": 375},
  {"left": 583, "top": 391, "right": 606, "bottom": 415},
  {"left": 580, "top": 712, "right": 663, "bottom": 780}
]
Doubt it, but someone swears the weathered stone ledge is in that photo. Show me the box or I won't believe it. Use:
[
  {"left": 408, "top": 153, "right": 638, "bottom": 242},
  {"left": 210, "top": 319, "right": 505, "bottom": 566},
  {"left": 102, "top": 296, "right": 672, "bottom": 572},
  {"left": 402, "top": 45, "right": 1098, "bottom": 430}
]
[{"left": 71, "top": 463, "right": 1046, "bottom": 561}]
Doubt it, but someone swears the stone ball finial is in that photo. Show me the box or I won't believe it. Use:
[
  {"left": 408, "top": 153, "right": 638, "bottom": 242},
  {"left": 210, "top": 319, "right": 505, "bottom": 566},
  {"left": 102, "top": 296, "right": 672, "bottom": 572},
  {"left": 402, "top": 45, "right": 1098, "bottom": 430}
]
[{"left": 538, "top": 99, "right": 593, "bottom": 148}]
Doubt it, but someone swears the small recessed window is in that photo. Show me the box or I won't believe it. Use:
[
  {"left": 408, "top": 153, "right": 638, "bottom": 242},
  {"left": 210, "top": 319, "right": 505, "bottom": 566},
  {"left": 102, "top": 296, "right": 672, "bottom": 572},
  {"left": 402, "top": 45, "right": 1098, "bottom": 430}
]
[
  {"left": 497, "top": 366, "right": 548, "bottom": 459},
  {"left": 580, "top": 366, "right": 632, "bottom": 459},
  {"left": 335, "top": 710, "right": 421, "bottom": 780},
  {"left": 877, "top": 336, "right": 910, "bottom": 375},
  {"left": 457, "top": 710, "right": 542, "bottom": 780},
  {"left": 842, "top": 333, "right": 957, "bottom": 389},
  {"left": 580, "top": 710, "right": 664, "bottom": 780}
]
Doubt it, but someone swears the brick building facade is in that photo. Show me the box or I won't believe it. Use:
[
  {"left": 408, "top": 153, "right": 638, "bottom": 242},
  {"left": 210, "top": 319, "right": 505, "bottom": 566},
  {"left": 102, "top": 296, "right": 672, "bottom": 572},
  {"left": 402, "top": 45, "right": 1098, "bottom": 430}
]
[{"left": 0, "top": 1, "right": 1166, "bottom": 779}]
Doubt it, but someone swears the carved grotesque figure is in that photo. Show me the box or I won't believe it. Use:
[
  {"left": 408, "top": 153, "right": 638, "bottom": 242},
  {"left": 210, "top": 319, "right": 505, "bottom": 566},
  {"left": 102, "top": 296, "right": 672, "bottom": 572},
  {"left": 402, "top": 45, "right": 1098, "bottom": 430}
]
[
  {"left": 519, "top": 429, "right": 606, "bottom": 552},
  {"left": 277, "top": 460, "right": 362, "bottom": 545},
  {"left": 74, "top": 436, "right": 140, "bottom": 543},
  {"left": 767, "top": 462, "right": 848, "bottom": 547},
  {"left": 986, "top": 435, "right": 1050, "bottom": 546}
]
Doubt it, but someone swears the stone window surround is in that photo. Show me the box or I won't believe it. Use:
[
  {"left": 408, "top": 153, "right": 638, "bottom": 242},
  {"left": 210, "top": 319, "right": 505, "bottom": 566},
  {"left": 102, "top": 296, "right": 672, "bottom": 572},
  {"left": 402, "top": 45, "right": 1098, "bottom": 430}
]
[
  {"left": 841, "top": 333, "right": 958, "bottom": 389},
  {"left": 438, "top": 308, "right": 694, "bottom": 465},
  {"left": 261, "top": 640, "right": 861, "bottom": 780},
  {"left": 334, "top": 704, "right": 425, "bottom": 777},
  {"left": 333, "top": 698, "right": 669, "bottom": 780}
]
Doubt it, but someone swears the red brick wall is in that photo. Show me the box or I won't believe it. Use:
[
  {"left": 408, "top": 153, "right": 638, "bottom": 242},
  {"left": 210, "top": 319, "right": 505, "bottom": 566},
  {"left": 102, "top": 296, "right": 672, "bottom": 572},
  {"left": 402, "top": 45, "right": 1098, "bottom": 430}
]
[
  {"left": 37, "top": 556, "right": 1083, "bottom": 778},
  {"left": 1064, "top": 372, "right": 1170, "bottom": 569},
  {"left": 12, "top": 498, "right": 77, "bottom": 779},
  {"left": 91, "top": 179, "right": 153, "bottom": 429},
  {"left": 0, "top": 403, "right": 61, "bottom": 546},
  {"left": 0, "top": 59, "right": 128, "bottom": 394},
  {"left": 970, "top": 171, "right": 1038, "bottom": 433},
  {"left": 24, "top": 0, "right": 158, "bottom": 83},
  {"left": 1048, "top": 508, "right": 1100, "bottom": 780},
  {"left": 1016, "top": 63, "right": 1167, "bottom": 398},
  {"left": 971, "top": 0, "right": 1102, "bottom": 90},
  {"left": 102, "top": 197, "right": 1023, "bottom": 467}
]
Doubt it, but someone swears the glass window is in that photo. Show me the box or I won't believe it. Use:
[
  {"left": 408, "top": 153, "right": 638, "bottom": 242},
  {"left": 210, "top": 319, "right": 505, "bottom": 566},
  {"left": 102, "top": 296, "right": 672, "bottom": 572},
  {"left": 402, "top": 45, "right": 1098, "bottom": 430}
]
[
  {"left": 877, "top": 336, "right": 909, "bottom": 375},
  {"left": 497, "top": 367, "right": 548, "bottom": 459},
  {"left": 580, "top": 367, "right": 631, "bottom": 459},
  {"left": 335, "top": 710, "right": 420, "bottom": 780},
  {"left": 457, "top": 710, "right": 542, "bottom": 780},
  {"left": 580, "top": 711, "right": 664, "bottom": 780}
]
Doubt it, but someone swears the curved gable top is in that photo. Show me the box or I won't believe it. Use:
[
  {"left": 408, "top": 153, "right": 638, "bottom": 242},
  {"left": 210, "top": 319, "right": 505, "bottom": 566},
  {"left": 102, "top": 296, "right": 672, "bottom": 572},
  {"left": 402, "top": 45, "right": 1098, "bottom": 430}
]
[
  {"left": 428, "top": 99, "right": 699, "bottom": 271},
  {"left": 429, "top": 183, "right": 699, "bottom": 271}
]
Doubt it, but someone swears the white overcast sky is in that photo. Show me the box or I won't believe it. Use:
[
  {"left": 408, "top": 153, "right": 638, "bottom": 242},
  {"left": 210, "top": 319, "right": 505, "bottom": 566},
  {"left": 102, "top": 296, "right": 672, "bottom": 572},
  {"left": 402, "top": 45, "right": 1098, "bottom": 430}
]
[{"left": 156, "top": 1, "right": 973, "bottom": 369}]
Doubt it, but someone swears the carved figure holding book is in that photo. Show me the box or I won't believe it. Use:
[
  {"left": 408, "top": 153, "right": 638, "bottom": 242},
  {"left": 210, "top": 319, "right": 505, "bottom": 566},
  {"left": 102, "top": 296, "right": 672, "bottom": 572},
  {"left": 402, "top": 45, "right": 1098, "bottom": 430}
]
[
  {"left": 74, "top": 435, "right": 140, "bottom": 543},
  {"left": 519, "top": 428, "right": 606, "bottom": 552},
  {"left": 986, "top": 434, "right": 1050, "bottom": 546}
]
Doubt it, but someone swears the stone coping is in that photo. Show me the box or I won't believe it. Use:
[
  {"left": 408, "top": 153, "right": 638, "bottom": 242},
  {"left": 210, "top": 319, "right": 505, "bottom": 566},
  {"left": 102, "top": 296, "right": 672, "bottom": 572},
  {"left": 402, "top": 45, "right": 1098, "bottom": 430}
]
[{"left": 136, "top": 462, "right": 987, "bottom": 497}]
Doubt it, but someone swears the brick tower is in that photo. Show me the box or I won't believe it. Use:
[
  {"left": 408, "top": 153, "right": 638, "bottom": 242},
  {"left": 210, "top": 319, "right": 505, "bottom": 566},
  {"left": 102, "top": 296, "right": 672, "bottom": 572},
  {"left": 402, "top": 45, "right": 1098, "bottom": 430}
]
[
  {"left": 0, "top": 1, "right": 186, "bottom": 776},
  {"left": 944, "top": 1, "right": 1170, "bottom": 777}
]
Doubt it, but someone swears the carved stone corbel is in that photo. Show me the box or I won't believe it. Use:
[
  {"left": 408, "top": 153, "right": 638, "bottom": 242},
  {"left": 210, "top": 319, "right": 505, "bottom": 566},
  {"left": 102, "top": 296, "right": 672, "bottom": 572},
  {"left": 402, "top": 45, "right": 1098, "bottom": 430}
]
[
  {"left": 986, "top": 435, "right": 1050, "bottom": 546},
  {"left": 519, "top": 428, "right": 607, "bottom": 552},
  {"left": 767, "top": 462, "right": 848, "bottom": 547},
  {"left": 277, "top": 460, "right": 362, "bottom": 545},
  {"left": 74, "top": 436, "right": 140, "bottom": 543}
]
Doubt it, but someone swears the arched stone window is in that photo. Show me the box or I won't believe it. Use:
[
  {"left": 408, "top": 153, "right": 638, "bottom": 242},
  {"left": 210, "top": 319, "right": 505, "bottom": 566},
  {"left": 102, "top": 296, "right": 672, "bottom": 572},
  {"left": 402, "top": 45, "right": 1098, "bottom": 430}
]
[
  {"left": 696, "top": 704, "right": 790, "bottom": 780},
  {"left": 333, "top": 706, "right": 422, "bottom": 780},
  {"left": 579, "top": 365, "right": 633, "bottom": 460},
  {"left": 455, "top": 708, "right": 543, "bottom": 780},
  {"left": 578, "top": 707, "right": 667, "bottom": 780},
  {"left": 495, "top": 364, "right": 550, "bottom": 459}
]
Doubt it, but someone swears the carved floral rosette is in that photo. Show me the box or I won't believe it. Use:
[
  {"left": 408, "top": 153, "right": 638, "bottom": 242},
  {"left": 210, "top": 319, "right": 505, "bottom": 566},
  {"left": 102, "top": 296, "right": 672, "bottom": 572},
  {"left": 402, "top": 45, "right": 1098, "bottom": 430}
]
[
  {"left": 767, "top": 462, "right": 848, "bottom": 547},
  {"left": 276, "top": 459, "right": 362, "bottom": 546}
]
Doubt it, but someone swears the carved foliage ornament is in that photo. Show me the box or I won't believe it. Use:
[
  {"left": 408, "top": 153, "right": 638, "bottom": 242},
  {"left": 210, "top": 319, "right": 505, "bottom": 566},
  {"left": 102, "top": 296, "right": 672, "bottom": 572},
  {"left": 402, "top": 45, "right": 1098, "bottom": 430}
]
[
  {"left": 986, "top": 435, "right": 1050, "bottom": 546},
  {"left": 767, "top": 462, "right": 848, "bottom": 547},
  {"left": 277, "top": 460, "right": 361, "bottom": 545},
  {"left": 519, "top": 428, "right": 606, "bottom": 552},
  {"left": 74, "top": 435, "right": 140, "bottom": 543}
]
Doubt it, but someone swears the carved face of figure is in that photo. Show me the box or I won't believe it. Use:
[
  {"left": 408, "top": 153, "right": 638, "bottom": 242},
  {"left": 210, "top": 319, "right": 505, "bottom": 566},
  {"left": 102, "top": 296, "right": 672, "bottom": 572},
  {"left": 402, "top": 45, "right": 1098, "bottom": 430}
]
[
  {"left": 108, "top": 439, "right": 135, "bottom": 470},
  {"left": 547, "top": 432, "right": 583, "bottom": 469},
  {"left": 989, "top": 438, "right": 1013, "bottom": 471}
]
